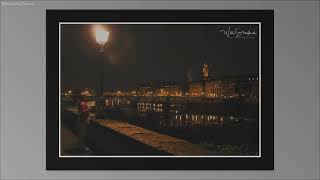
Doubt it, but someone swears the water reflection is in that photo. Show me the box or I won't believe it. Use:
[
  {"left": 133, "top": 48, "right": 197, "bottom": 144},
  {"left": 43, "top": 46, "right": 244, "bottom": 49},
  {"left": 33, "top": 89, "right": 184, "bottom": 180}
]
[
  {"left": 105, "top": 98, "right": 257, "bottom": 128},
  {"left": 135, "top": 103, "right": 255, "bottom": 128},
  {"left": 103, "top": 97, "right": 259, "bottom": 155}
]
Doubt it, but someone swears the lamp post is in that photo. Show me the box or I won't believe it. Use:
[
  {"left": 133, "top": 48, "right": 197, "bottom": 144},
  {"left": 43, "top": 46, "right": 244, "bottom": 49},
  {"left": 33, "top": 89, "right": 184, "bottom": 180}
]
[{"left": 95, "top": 27, "right": 109, "bottom": 118}]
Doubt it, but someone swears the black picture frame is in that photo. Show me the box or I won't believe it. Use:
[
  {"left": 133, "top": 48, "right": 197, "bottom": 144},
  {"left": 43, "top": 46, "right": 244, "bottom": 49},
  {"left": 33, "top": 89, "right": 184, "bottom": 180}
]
[{"left": 46, "top": 10, "right": 274, "bottom": 170}]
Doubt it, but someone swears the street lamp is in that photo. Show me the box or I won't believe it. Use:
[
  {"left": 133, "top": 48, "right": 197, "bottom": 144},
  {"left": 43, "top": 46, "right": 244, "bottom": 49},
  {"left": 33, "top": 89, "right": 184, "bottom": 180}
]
[
  {"left": 94, "top": 26, "right": 109, "bottom": 118},
  {"left": 95, "top": 28, "right": 109, "bottom": 47}
]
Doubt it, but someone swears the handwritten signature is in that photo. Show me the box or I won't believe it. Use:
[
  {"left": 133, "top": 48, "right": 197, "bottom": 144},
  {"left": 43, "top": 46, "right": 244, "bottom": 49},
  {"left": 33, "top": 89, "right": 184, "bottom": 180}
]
[{"left": 219, "top": 26, "right": 257, "bottom": 39}]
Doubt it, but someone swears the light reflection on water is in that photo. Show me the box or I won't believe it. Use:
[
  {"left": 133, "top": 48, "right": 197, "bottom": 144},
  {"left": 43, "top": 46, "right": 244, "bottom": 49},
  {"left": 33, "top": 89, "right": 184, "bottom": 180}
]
[
  {"left": 103, "top": 98, "right": 259, "bottom": 154},
  {"left": 106, "top": 99, "right": 257, "bottom": 129}
]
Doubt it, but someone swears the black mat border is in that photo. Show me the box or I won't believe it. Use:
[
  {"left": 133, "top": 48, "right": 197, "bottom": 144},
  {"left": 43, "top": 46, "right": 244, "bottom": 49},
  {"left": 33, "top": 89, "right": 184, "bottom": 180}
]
[{"left": 46, "top": 10, "right": 274, "bottom": 170}]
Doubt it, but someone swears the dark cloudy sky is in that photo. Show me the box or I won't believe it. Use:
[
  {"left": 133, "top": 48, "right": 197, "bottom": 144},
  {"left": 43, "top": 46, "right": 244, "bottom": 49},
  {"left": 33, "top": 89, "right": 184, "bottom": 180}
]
[{"left": 61, "top": 24, "right": 259, "bottom": 91}]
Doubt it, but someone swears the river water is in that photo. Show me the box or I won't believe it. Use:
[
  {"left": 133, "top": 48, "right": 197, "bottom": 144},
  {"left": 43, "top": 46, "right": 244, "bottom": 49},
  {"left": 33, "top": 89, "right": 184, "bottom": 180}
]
[{"left": 103, "top": 97, "right": 259, "bottom": 155}]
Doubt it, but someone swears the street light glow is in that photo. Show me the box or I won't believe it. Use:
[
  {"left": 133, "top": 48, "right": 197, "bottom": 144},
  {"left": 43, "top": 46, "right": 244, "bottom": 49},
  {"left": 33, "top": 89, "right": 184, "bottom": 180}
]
[{"left": 95, "top": 27, "right": 109, "bottom": 45}]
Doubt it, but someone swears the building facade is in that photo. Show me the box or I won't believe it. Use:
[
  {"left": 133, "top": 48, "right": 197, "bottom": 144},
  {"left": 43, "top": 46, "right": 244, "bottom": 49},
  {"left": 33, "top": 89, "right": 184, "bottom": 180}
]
[{"left": 188, "top": 81, "right": 204, "bottom": 97}]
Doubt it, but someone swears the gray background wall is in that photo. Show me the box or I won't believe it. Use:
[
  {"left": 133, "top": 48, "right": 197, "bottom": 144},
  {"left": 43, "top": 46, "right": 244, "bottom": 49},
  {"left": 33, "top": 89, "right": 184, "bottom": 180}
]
[{"left": 0, "top": 0, "right": 319, "bottom": 179}]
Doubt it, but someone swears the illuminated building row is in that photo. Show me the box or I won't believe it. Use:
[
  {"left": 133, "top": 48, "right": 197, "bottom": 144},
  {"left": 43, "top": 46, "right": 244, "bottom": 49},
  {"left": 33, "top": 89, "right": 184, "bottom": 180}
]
[
  {"left": 110, "top": 77, "right": 258, "bottom": 100},
  {"left": 61, "top": 88, "right": 95, "bottom": 97},
  {"left": 188, "top": 78, "right": 258, "bottom": 99}
]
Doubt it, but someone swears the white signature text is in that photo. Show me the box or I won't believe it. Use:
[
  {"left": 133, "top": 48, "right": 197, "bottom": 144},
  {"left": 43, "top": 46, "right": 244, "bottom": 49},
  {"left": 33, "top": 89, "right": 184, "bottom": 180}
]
[{"left": 219, "top": 26, "right": 257, "bottom": 39}]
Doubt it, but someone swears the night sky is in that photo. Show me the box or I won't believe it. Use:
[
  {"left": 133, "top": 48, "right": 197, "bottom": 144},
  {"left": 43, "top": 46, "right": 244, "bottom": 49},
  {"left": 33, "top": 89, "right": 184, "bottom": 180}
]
[{"left": 61, "top": 24, "right": 259, "bottom": 91}]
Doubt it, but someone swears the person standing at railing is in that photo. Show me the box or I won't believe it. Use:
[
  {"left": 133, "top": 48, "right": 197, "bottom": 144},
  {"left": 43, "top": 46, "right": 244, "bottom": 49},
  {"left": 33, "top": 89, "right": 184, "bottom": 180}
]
[{"left": 77, "top": 95, "right": 91, "bottom": 153}]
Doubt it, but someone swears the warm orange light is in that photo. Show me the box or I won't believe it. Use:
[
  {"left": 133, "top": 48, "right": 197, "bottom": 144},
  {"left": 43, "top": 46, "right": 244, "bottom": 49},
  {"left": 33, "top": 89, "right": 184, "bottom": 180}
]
[{"left": 95, "top": 27, "right": 109, "bottom": 45}]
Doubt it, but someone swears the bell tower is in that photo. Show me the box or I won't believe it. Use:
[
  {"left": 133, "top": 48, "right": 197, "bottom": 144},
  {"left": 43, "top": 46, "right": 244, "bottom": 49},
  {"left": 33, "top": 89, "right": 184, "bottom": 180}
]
[{"left": 202, "top": 64, "right": 209, "bottom": 80}]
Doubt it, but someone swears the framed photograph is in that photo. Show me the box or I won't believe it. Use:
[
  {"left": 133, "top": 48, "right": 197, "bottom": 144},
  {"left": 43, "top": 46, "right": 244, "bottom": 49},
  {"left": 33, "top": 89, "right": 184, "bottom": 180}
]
[{"left": 46, "top": 10, "right": 274, "bottom": 170}]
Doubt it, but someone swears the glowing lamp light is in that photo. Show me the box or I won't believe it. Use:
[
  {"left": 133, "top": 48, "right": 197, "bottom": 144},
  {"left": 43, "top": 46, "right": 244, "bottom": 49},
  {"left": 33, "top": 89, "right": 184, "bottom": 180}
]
[{"left": 95, "top": 27, "right": 109, "bottom": 45}]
